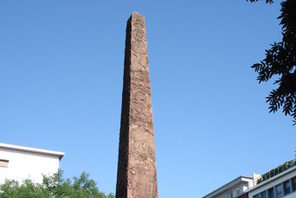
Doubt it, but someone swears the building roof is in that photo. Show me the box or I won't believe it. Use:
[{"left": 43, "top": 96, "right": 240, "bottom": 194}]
[
  {"left": 0, "top": 143, "right": 64, "bottom": 160},
  {"left": 202, "top": 176, "right": 253, "bottom": 198},
  {"left": 247, "top": 165, "right": 296, "bottom": 193}
]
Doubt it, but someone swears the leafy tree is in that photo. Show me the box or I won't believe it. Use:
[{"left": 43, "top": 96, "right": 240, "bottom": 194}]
[
  {"left": 248, "top": 0, "right": 274, "bottom": 3},
  {"left": 0, "top": 171, "right": 114, "bottom": 198},
  {"left": 248, "top": 0, "right": 296, "bottom": 124}
]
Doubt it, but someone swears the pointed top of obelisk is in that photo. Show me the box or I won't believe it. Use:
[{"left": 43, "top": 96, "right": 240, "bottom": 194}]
[
  {"left": 132, "top": 11, "right": 144, "bottom": 17},
  {"left": 129, "top": 11, "right": 145, "bottom": 21}
]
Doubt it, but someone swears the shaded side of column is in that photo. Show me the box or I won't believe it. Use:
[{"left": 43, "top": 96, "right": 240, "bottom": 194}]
[{"left": 115, "top": 16, "right": 132, "bottom": 198}]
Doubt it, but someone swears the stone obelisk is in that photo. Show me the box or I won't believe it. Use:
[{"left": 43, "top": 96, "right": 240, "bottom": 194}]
[{"left": 116, "top": 12, "right": 158, "bottom": 198}]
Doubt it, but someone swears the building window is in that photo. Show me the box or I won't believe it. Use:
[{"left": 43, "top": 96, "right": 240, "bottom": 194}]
[
  {"left": 292, "top": 177, "right": 296, "bottom": 192},
  {"left": 229, "top": 192, "right": 233, "bottom": 198},
  {"left": 253, "top": 194, "right": 259, "bottom": 198},
  {"left": 0, "top": 159, "right": 9, "bottom": 168},
  {"left": 235, "top": 188, "right": 241, "bottom": 196},
  {"left": 260, "top": 191, "right": 267, "bottom": 198},
  {"left": 268, "top": 188, "right": 275, "bottom": 198},
  {"left": 283, "top": 180, "right": 291, "bottom": 195},
  {"left": 275, "top": 184, "right": 284, "bottom": 198}
]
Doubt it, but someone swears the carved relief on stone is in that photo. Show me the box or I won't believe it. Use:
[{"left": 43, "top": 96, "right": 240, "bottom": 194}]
[
  {"left": 133, "top": 22, "right": 144, "bottom": 29},
  {"left": 130, "top": 121, "right": 154, "bottom": 138},
  {"left": 131, "top": 52, "right": 148, "bottom": 72},
  {"left": 131, "top": 72, "right": 151, "bottom": 88},
  {"left": 131, "top": 39, "right": 147, "bottom": 55},
  {"left": 128, "top": 165, "right": 158, "bottom": 198},
  {"left": 130, "top": 142, "right": 155, "bottom": 162}
]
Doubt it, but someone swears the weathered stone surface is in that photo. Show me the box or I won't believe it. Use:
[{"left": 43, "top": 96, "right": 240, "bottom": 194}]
[{"left": 116, "top": 12, "right": 158, "bottom": 198}]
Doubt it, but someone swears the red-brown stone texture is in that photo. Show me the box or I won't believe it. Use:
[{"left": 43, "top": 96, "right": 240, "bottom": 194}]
[{"left": 116, "top": 12, "right": 158, "bottom": 198}]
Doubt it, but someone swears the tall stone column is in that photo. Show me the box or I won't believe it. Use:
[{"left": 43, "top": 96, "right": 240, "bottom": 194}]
[{"left": 116, "top": 12, "right": 159, "bottom": 198}]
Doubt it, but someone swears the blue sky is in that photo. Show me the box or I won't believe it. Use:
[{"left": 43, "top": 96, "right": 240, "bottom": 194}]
[{"left": 0, "top": 1, "right": 295, "bottom": 197}]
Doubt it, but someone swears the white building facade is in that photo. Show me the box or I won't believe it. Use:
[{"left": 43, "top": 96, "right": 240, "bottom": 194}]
[
  {"left": 202, "top": 156, "right": 296, "bottom": 198},
  {"left": 202, "top": 176, "right": 254, "bottom": 198},
  {"left": 248, "top": 165, "right": 296, "bottom": 198},
  {"left": 0, "top": 143, "right": 64, "bottom": 184}
]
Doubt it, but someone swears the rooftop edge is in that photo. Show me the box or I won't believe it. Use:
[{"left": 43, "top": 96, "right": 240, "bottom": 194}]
[{"left": 0, "top": 142, "right": 64, "bottom": 160}]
